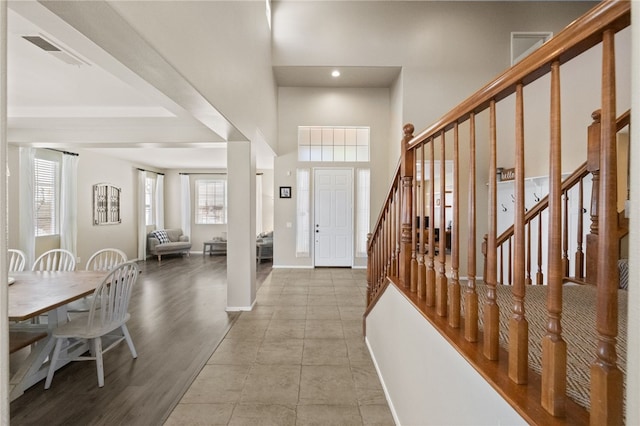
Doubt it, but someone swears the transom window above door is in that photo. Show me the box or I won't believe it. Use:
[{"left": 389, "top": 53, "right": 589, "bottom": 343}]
[{"left": 298, "top": 126, "right": 370, "bottom": 162}]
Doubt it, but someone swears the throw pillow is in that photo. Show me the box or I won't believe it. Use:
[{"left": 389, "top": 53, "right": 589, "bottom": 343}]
[{"left": 152, "top": 230, "right": 170, "bottom": 244}]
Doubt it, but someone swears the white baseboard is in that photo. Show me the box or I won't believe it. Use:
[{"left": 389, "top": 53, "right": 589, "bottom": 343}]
[
  {"left": 226, "top": 299, "right": 257, "bottom": 312},
  {"left": 271, "top": 265, "right": 314, "bottom": 269},
  {"left": 365, "top": 336, "right": 401, "bottom": 426}
]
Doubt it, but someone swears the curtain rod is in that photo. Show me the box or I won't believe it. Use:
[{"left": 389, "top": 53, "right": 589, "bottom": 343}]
[
  {"left": 46, "top": 148, "right": 79, "bottom": 157},
  {"left": 179, "top": 172, "right": 264, "bottom": 175},
  {"left": 137, "top": 168, "right": 165, "bottom": 176}
]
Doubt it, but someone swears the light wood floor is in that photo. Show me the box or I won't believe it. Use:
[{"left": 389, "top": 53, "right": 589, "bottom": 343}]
[{"left": 10, "top": 254, "right": 272, "bottom": 425}]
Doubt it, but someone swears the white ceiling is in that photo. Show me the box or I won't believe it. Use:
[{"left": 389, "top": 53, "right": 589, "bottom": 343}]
[
  {"left": 7, "top": 2, "right": 399, "bottom": 170},
  {"left": 7, "top": 1, "right": 246, "bottom": 170}
]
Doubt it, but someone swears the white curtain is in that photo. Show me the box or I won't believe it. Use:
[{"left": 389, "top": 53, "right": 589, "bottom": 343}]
[
  {"left": 18, "top": 148, "right": 35, "bottom": 267},
  {"left": 256, "top": 174, "right": 263, "bottom": 235},
  {"left": 137, "top": 170, "right": 147, "bottom": 260},
  {"left": 180, "top": 174, "right": 191, "bottom": 239},
  {"left": 155, "top": 174, "right": 165, "bottom": 230},
  {"left": 59, "top": 153, "right": 78, "bottom": 256},
  {"left": 296, "top": 168, "right": 310, "bottom": 257}
]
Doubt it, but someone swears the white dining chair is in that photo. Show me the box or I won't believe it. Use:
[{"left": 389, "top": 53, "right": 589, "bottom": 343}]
[
  {"left": 8, "top": 249, "right": 26, "bottom": 272},
  {"left": 67, "top": 248, "right": 128, "bottom": 316},
  {"left": 85, "top": 248, "right": 128, "bottom": 271},
  {"left": 45, "top": 261, "right": 140, "bottom": 389},
  {"left": 32, "top": 249, "right": 76, "bottom": 272}
]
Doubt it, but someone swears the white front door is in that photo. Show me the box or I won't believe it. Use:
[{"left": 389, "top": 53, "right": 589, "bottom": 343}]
[{"left": 314, "top": 169, "right": 353, "bottom": 267}]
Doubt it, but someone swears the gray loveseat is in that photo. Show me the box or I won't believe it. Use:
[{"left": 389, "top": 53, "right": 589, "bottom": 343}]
[{"left": 148, "top": 228, "right": 192, "bottom": 263}]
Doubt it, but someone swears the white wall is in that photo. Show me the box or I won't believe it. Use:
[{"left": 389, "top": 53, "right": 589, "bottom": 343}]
[
  {"left": 275, "top": 87, "right": 390, "bottom": 268},
  {"left": 272, "top": 1, "right": 594, "bottom": 135},
  {"left": 271, "top": 1, "right": 594, "bottom": 269},
  {"left": 75, "top": 149, "right": 140, "bottom": 264},
  {"left": 367, "top": 284, "right": 526, "bottom": 425}
]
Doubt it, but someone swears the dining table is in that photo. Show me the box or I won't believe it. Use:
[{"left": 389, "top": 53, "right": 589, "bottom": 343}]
[{"left": 8, "top": 270, "right": 108, "bottom": 401}]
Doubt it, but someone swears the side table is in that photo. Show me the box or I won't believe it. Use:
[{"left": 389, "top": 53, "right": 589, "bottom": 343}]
[{"left": 203, "top": 240, "right": 227, "bottom": 256}]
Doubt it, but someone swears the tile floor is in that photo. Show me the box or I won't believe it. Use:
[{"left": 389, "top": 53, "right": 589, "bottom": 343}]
[{"left": 165, "top": 268, "right": 394, "bottom": 425}]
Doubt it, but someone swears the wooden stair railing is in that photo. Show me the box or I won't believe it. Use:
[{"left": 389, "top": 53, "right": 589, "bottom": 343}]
[
  {"left": 489, "top": 109, "right": 630, "bottom": 287},
  {"left": 365, "top": 1, "right": 630, "bottom": 424}
]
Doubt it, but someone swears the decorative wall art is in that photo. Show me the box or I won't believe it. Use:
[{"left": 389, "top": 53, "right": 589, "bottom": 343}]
[
  {"left": 93, "top": 183, "right": 121, "bottom": 225},
  {"left": 280, "top": 186, "right": 292, "bottom": 199}
]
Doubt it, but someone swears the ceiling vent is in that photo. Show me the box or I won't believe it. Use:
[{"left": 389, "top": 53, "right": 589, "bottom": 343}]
[{"left": 22, "top": 35, "right": 90, "bottom": 67}]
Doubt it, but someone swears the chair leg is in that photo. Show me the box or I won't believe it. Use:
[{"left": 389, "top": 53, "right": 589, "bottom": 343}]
[
  {"left": 93, "top": 337, "right": 104, "bottom": 388},
  {"left": 44, "top": 338, "right": 63, "bottom": 389},
  {"left": 121, "top": 324, "right": 138, "bottom": 359}
]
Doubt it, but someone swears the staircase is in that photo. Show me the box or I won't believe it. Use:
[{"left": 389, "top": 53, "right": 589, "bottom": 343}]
[{"left": 364, "top": 1, "right": 631, "bottom": 424}]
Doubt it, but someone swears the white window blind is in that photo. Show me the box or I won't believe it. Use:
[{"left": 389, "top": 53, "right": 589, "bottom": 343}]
[
  {"left": 356, "top": 168, "right": 370, "bottom": 257},
  {"left": 145, "top": 177, "right": 155, "bottom": 226},
  {"left": 195, "top": 179, "right": 227, "bottom": 224},
  {"left": 298, "top": 126, "right": 370, "bottom": 162},
  {"left": 296, "top": 169, "right": 310, "bottom": 257},
  {"left": 34, "top": 158, "right": 59, "bottom": 236}
]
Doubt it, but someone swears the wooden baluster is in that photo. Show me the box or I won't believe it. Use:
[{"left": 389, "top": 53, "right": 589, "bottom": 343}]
[
  {"left": 384, "top": 210, "right": 389, "bottom": 280},
  {"left": 367, "top": 233, "right": 372, "bottom": 305},
  {"left": 448, "top": 123, "right": 460, "bottom": 328},
  {"left": 400, "top": 124, "right": 415, "bottom": 288},
  {"left": 418, "top": 144, "right": 427, "bottom": 300},
  {"left": 377, "top": 219, "right": 382, "bottom": 288},
  {"left": 437, "top": 131, "right": 448, "bottom": 317},
  {"left": 575, "top": 178, "right": 585, "bottom": 279},
  {"left": 393, "top": 187, "right": 400, "bottom": 274},
  {"left": 389, "top": 193, "right": 394, "bottom": 277},
  {"left": 372, "top": 236, "right": 378, "bottom": 297},
  {"left": 465, "top": 113, "right": 479, "bottom": 342},
  {"left": 377, "top": 231, "right": 382, "bottom": 291},
  {"left": 526, "top": 220, "right": 533, "bottom": 285},
  {"left": 390, "top": 190, "right": 397, "bottom": 277},
  {"left": 542, "top": 59, "right": 567, "bottom": 416},
  {"left": 586, "top": 111, "right": 601, "bottom": 285},
  {"left": 499, "top": 245, "right": 504, "bottom": 285},
  {"left": 590, "top": 29, "right": 623, "bottom": 426},
  {"left": 484, "top": 99, "right": 499, "bottom": 361},
  {"left": 426, "top": 139, "right": 436, "bottom": 306},
  {"left": 509, "top": 82, "right": 528, "bottom": 384},
  {"left": 411, "top": 151, "right": 418, "bottom": 292},
  {"left": 536, "top": 214, "right": 544, "bottom": 284},
  {"left": 507, "top": 239, "right": 512, "bottom": 285},
  {"left": 380, "top": 210, "right": 385, "bottom": 282},
  {"left": 482, "top": 234, "right": 488, "bottom": 286},
  {"left": 562, "top": 189, "right": 570, "bottom": 277}
]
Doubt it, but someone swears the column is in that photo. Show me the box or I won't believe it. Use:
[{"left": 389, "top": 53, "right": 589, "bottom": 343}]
[{"left": 226, "top": 140, "right": 257, "bottom": 311}]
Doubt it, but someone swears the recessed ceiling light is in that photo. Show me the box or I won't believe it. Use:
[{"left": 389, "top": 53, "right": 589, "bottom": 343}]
[{"left": 331, "top": 70, "right": 341, "bottom": 78}]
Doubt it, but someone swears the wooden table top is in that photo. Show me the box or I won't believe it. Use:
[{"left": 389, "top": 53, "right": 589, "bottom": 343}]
[{"left": 8, "top": 270, "right": 108, "bottom": 321}]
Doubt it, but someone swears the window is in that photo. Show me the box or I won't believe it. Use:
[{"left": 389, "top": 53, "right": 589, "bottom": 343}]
[
  {"left": 296, "top": 169, "right": 310, "bottom": 257},
  {"left": 356, "top": 169, "right": 371, "bottom": 257},
  {"left": 145, "top": 177, "right": 155, "bottom": 226},
  {"left": 34, "top": 158, "right": 59, "bottom": 236},
  {"left": 195, "top": 179, "right": 227, "bottom": 224},
  {"left": 298, "top": 126, "right": 370, "bottom": 162}
]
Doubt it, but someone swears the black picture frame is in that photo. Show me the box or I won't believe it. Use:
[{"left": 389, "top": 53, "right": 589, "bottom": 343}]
[{"left": 279, "top": 186, "right": 292, "bottom": 198}]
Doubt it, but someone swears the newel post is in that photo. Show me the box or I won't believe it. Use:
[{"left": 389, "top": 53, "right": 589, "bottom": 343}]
[{"left": 399, "top": 124, "right": 415, "bottom": 288}]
